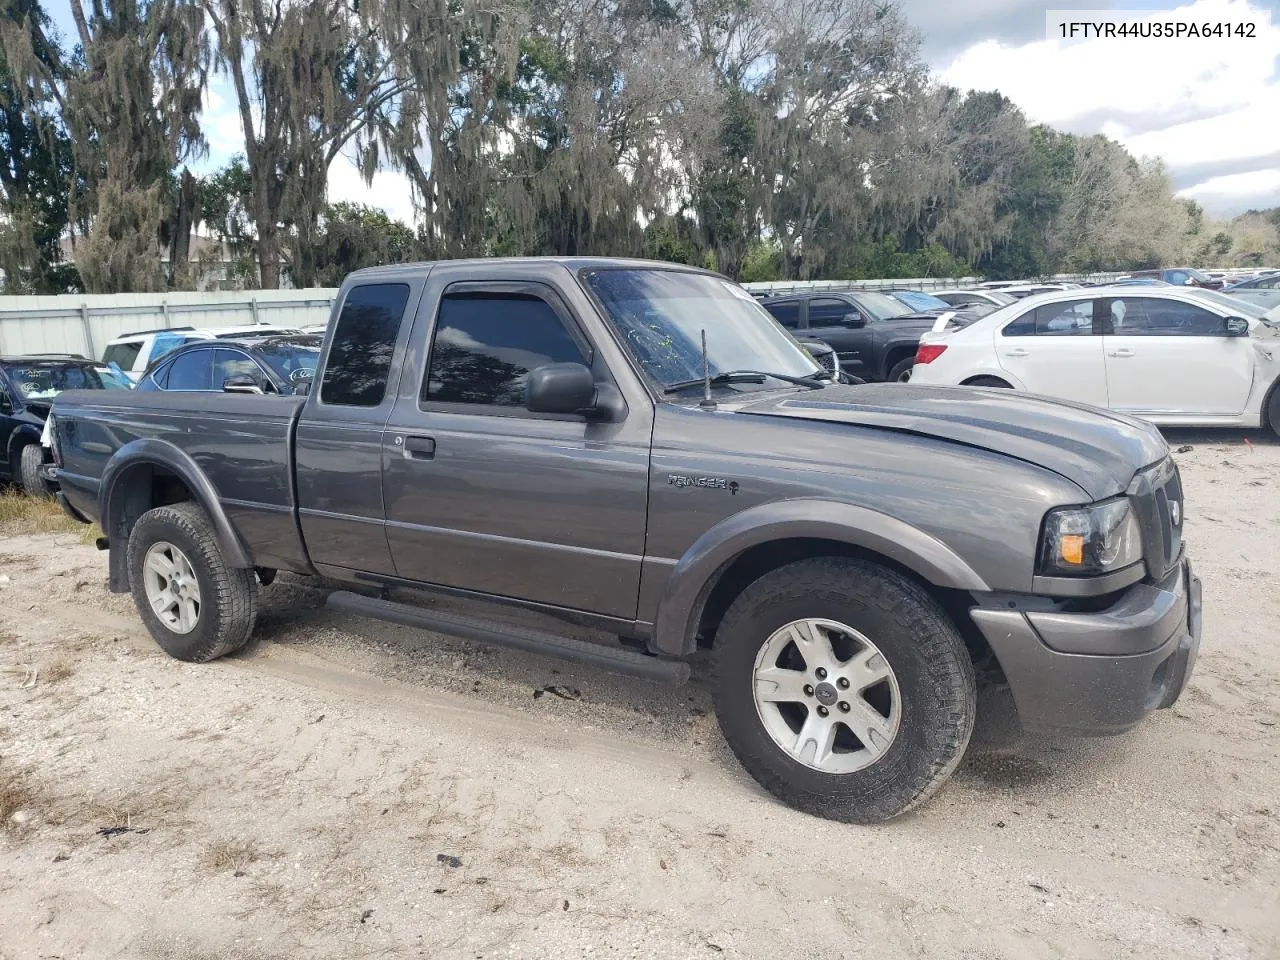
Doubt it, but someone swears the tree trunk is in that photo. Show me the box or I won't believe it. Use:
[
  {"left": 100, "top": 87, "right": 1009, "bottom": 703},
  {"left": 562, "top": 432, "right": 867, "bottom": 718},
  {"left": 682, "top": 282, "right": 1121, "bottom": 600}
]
[
  {"left": 168, "top": 168, "right": 198, "bottom": 287},
  {"left": 253, "top": 175, "right": 280, "bottom": 289}
]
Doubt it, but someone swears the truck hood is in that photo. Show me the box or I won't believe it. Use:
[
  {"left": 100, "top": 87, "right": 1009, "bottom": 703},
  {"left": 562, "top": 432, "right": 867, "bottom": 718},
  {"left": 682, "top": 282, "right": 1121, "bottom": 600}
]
[{"left": 734, "top": 383, "right": 1168, "bottom": 500}]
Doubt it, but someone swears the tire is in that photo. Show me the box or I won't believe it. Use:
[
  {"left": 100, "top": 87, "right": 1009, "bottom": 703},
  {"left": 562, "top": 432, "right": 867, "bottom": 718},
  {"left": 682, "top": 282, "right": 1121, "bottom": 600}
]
[
  {"left": 963, "top": 376, "right": 1012, "bottom": 389},
  {"left": 18, "top": 443, "right": 47, "bottom": 498},
  {"left": 126, "top": 502, "right": 258, "bottom": 662},
  {"left": 1267, "top": 386, "right": 1280, "bottom": 440},
  {"left": 711, "top": 557, "right": 976, "bottom": 824},
  {"left": 887, "top": 358, "right": 915, "bottom": 383}
]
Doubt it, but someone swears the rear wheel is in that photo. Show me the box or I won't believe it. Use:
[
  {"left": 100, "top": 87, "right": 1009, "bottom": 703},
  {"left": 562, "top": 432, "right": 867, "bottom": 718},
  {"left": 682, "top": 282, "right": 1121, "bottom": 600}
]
[
  {"left": 963, "top": 376, "right": 1012, "bottom": 389},
  {"left": 887, "top": 358, "right": 915, "bottom": 383},
  {"left": 18, "top": 444, "right": 47, "bottom": 498},
  {"left": 711, "top": 558, "right": 977, "bottom": 823},
  {"left": 126, "top": 502, "right": 258, "bottom": 662}
]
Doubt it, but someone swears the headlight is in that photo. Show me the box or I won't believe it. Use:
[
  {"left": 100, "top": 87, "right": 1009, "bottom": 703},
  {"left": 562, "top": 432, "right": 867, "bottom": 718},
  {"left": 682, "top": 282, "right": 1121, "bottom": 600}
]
[{"left": 1038, "top": 498, "right": 1142, "bottom": 576}]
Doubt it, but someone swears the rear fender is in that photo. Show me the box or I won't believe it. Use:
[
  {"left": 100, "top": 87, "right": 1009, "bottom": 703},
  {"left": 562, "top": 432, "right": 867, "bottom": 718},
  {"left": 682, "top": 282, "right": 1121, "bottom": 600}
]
[
  {"left": 100, "top": 438, "right": 252, "bottom": 593},
  {"left": 651, "top": 498, "right": 991, "bottom": 656}
]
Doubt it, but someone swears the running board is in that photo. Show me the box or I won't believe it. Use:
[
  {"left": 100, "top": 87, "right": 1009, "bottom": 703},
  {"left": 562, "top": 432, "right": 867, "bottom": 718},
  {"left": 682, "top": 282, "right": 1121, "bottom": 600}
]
[{"left": 325, "top": 590, "right": 691, "bottom": 685}]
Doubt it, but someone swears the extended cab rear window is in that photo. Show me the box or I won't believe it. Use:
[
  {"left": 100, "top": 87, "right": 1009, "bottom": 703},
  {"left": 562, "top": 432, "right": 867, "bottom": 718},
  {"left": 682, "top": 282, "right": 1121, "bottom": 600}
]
[{"left": 320, "top": 283, "right": 411, "bottom": 407}]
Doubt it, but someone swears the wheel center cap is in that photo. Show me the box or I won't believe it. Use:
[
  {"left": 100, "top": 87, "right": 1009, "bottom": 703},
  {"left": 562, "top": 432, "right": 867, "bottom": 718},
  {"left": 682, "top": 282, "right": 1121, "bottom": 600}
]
[{"left": 814, "top": 681, "right": 838, "bottom": 706}]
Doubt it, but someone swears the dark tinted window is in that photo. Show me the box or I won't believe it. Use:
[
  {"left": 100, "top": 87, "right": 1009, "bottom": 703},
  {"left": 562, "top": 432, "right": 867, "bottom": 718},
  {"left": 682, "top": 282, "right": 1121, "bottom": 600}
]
[
  {"left": 1110, "top": 298, "right": 1224, "bottom": 336},
  {"left": 214, "top": 349, "right": 265, "bottom": 390},
  {"left": 320, "top": 284, "right": 410, "bottom": 406},
  {"left": 764, "top": 301, "right": 801, "bottom": 329},
  {"left": 1003, "top": 299, "right": 1095, "bottom": 336},
  {"left": 808, "top": 298, "right": 855, "bottom": 324},
  {"left": 166, "top": 349, "right": 214, "bottom": 390},
  {"left": 103, "top": 341, "right": 142, "bottom": 370},
  {"left": 423, "top": 293, "right": 587, "bottom": 407}
]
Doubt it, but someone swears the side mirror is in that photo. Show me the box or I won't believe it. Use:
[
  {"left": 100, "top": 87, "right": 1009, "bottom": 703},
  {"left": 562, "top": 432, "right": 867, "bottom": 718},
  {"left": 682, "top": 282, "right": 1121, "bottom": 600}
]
[
  {"left": 526, "top": 363, "right": 597, "bottom": 415},
  {"left": 222, "top": 374, "right": 264, "bottom": 395},
  {"left": 1225, "top": 316, "right": 1250, "bottom": 337},
  {"left": 1183, "top": 277, "right": 1195, "bottom": 285},
  {"left": 841, "top": 313, "right": 867, "bottom": 328}
]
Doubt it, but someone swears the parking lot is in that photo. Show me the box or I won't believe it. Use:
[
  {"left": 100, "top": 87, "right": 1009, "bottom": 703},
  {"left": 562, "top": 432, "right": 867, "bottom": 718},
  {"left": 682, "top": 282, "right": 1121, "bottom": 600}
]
[{"left": 1, "top": 430, "right": 1278, "bottom": 960}]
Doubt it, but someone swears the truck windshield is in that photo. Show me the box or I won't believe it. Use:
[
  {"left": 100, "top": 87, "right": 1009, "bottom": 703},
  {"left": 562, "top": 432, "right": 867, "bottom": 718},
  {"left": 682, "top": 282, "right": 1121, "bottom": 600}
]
[
  {"left": 7, "top": 363, "right": 131, "bottom": 399},
  {"left": 580, "top": 269, "right": 822, "bottom": 390}
]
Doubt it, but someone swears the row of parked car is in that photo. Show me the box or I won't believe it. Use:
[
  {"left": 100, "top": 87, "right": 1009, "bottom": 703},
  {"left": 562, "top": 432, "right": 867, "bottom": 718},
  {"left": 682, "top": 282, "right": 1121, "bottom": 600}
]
[{"left": 1, "top": 326, "right": 324, "bottom": 496}]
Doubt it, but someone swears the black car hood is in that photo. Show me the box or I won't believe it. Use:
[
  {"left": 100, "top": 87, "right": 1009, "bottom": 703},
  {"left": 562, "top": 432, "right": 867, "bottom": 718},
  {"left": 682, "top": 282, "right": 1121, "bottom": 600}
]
[{"left": 734, "top": 383, "right": 1167, "bottom": 500}]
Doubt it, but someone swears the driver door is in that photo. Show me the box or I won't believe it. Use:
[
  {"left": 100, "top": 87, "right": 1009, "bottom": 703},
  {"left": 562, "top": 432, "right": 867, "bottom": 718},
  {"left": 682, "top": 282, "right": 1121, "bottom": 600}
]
[
  {"left": 382, "top": 280, "right": 651, "bottom": 617},
  {"left": 1101, "top": 296, "right": 1252, "bottom": 416},
  {"left": 806, "top": 297, "right": 871, "bottom": 376}
]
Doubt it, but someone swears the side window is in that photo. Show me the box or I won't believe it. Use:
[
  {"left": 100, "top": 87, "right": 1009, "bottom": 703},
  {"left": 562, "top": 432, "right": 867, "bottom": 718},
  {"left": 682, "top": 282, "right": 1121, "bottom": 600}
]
[
  {"left": 103, "top": 341, "right": 142, "bottom": 370},
  {"left": 0, "top": 380, "right": 11, "bottom": 413},
  {"left": 320, "top": 283, "right": 411, "bottom": 407},
  {"left": 422, "top": 292, "right": 588, "bottom": 408},
  {"left": 1167, "top": 270, "right": 1189, "bottom": 285},
  {"left": 1001, "top": 306, "right": 1037, "bottom": 336},
  {"left": 214, "top": 349, "right": 266, "bottom": 390},
  {"left": 1033, "top": 300, "right": 1095, "bottom": 336},
  {"left": 765, "top": 301, "right": 801, "bottom": 329},
  {"left": 808, "top": 298, "right": 854, "bottom": 325},
  {"left": 1113, "top": 298, "right": 1224, "bottom": 336},
  {"left": 165, "top": 349, "right": 214, "bottom": 391},
  {"left": 1259, "top": 276, "right": 1280, "bottom": 290}
]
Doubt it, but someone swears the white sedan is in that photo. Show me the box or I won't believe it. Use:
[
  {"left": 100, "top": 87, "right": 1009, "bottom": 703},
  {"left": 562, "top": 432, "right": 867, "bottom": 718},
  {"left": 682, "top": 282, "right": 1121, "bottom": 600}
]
[{"left": 908, "top": 286, "right": 1280, "bottom": 435}]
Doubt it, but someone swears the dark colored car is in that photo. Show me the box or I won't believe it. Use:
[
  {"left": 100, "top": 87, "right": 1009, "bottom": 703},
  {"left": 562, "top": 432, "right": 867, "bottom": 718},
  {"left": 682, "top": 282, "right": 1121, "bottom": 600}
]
[
  {"left": 1127, "top": 268, "right": 1223, "bottom": 290},
  {"left": 134, "top": 335, "right": 323, "bottom": 396},
  {"left": 47, "top": 258, "right": 1200, "bottom": 825},
  {"left": 759, "top": 291, "right": 977, "bottom": 382},
  {"left": 0, "top": 355, "right": 132, "bottom": 495}
]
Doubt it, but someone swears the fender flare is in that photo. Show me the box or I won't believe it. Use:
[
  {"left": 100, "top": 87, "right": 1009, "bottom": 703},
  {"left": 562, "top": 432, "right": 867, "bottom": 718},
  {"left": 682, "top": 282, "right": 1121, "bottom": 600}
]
[
  {"left": 100, "top": 438, "right": 252, "bottom": 590},
  {"left": 878, "top": 339, "right": 922, "bottom": 379},
  {"left": 6, "top": 423, "right": 40, "bottom": 466},
  {"left": 651, "top": 498, "right": 991, "bottom": 656}
]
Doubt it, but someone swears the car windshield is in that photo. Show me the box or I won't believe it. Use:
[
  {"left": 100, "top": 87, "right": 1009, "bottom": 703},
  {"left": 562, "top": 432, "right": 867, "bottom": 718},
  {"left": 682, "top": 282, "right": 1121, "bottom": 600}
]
[
  {"left": 6, "top": 362, "right": 131, "bottom": 399},
  {"left": 888, "top": 290, "right": 950, "bottom": 312},
  {"left": 581, "top": 269, "right": 822, "bottom": 390},
  {"left": 253, "top": 339, "right": 323, "bottom": 385},
  {"left": 848, "top": 292, "right": 915, "bottom": 321},
  {"left": 1189, "top": 289, "right": 1269, "bottom": 319}
]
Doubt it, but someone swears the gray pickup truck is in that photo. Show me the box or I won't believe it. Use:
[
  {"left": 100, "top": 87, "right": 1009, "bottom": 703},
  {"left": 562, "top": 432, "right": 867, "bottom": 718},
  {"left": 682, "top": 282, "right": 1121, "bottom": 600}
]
[{"left": 47, "top": 258, "right": 1202, "bottom": 823}]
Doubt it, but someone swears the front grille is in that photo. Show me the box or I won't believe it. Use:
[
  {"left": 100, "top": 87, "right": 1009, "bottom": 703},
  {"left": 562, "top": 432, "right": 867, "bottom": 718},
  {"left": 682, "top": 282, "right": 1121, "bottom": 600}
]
[
  {"left": 1130, "top": 458, "right": 1183, "bottom": 580},
  {"left": 815, "top": 351, "right": 837, "bottom": 375}
]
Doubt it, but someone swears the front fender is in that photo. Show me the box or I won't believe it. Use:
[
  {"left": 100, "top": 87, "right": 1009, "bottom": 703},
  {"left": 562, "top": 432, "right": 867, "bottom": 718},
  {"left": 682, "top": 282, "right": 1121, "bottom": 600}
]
[
  {"left": 6, "top": 423, "right": 40, "bottom": 466},
  {"left": 100, "top": 438, "right": 253, "bottom": 592},
  {"left": 651, "top": 498, "right": 991, "bottom": 656}
]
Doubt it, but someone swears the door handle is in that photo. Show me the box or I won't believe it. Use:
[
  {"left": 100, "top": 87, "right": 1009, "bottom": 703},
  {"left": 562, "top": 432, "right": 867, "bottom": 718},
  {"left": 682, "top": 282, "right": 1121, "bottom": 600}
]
[
  {"left": 1003, "top": 348, "right": 1029, "bottom": 358},
  {"left": 403, "top": 435, "right": 436, "bottom": 459},
  {"left": 1108, "top": 348, "right": 1134, "bottom": 358}
]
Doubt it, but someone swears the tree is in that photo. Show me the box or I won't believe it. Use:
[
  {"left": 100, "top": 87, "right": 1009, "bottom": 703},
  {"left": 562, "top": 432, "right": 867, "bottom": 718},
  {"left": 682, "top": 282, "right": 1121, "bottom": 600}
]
[
  {"left": 0, "top": 0, "right": 79, "bottom": 292},
  {"left": 310, "top": 202, "right": 420, "bottom": 286},
  {"left": 202, "top": 0, "right": 405, "bottom": 288}
]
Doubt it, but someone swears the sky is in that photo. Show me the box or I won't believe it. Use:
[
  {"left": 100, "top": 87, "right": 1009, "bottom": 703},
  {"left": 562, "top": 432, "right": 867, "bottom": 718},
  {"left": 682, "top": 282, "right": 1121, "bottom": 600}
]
[{"left": 45, "top": 0, "right": 1280, "bottom": 223}]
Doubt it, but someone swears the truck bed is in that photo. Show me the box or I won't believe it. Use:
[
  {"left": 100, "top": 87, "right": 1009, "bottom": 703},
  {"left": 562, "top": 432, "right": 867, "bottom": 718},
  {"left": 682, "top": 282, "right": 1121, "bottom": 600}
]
[{"left": 52, "top": 390, "right": 309, "bottom": 571}]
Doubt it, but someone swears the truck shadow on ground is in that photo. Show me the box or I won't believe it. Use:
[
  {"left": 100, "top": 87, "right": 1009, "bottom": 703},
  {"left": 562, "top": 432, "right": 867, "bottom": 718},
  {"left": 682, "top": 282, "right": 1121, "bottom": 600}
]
[{"left": 236, "top": 573, "right": 1158, "bottom": 819}]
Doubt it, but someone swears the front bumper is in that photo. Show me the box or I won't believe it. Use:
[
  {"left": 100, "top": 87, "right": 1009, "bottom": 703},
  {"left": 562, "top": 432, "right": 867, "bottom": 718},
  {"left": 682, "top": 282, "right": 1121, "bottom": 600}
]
[
  {"left": 37, "top": 461, "right": 59, "bottom": 496},
  {"left": 972, "top": 557, "right": 1202, "bottom": 736}
]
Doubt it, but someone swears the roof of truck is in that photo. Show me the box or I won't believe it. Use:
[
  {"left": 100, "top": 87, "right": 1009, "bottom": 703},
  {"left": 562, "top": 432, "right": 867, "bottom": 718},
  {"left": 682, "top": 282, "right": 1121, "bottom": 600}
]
[{"left": 345, "top": 257, "right": 723, "bottom": 282}]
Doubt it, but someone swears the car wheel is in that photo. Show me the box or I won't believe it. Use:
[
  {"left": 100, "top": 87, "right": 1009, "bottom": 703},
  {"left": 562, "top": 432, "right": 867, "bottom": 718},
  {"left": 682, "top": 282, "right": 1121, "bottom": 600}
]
[
  {"left": 711, "top": 557, "right": 977, "bottom": 824},
  {"left": 963, "top": 376, "right": 1012, "bottom": 389},
  {"left": 18, "top": 444, "right": 48, "bottom": 498},
  {"left": 1267, "top": 386, "right": 1280, "bottom": 440},
  {"left": 888, "top": 358, "right": 915, "bottom": 383},
  {"left": 126, "top": 502, "right": 258, "bottom": 662}
]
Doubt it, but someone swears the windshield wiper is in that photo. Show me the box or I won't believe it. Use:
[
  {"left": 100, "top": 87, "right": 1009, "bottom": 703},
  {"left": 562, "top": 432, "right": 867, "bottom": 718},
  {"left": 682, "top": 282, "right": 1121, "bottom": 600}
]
[{"left": 663, "top": 370, "right": 825, "bottom": 394}]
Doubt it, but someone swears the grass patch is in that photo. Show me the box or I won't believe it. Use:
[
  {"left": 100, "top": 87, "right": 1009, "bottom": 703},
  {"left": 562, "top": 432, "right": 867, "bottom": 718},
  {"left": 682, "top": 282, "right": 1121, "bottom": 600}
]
[
  {"left": 41, "top": 657, "right": 75, "bottom": 684},
  {"left": 0, "top": 489, "right": 97, "bottom": 543},
  {"left": 202, "top": 838, "right": 263, "bottom": 874},
  {"left": 0, "top": 765, "right": 39, "bottom": 831}
]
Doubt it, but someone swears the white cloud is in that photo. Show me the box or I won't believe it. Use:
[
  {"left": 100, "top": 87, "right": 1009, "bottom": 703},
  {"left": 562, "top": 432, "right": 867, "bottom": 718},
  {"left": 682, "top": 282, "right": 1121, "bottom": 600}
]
[
  {"left": 326, "top": 149, "right": 419, "bottom": 226},
  {"left": 938, "top": 0, "right": 1279, "bottom": 213}
]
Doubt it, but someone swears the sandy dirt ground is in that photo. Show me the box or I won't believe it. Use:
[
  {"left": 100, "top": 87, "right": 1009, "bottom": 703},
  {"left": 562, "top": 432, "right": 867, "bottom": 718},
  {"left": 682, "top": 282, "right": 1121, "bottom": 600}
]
[{"left": 1, "top": 430, "right": 1278, "bottom": 960}]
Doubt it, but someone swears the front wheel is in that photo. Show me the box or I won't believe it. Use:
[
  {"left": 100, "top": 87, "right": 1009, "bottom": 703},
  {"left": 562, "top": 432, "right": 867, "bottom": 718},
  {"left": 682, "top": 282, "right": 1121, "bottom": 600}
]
[
  {"left": 126, "top": 502, "right": 258, "bottom": 662},
  {"left": 712, "top": 558, "right": 976, "bottom": 823},
  {"left": 19, "top": 444, "right": 47, "bottom": 498}
]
